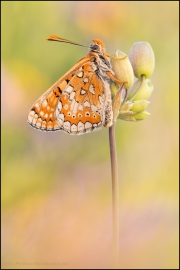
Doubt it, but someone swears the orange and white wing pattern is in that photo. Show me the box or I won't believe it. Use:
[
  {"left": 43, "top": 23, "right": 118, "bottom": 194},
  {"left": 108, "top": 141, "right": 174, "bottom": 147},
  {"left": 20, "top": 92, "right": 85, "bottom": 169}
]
[
  {"left": 55, "top": 62, "right": 113, "bottom": 134},
  {"left": 28, "top": 85, "right": 62, "bottom": 132},
  {"left": 27, "top": 36, "right": 123, "bottom": 135},
  {"left": 27, "top": 61, "right": 113, "bottom": 135}
]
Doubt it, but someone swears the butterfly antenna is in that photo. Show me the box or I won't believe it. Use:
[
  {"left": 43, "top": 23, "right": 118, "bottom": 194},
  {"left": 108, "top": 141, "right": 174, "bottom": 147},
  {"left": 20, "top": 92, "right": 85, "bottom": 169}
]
[{"left": 46, "top": 35, "right": 88, "bottom": 48}]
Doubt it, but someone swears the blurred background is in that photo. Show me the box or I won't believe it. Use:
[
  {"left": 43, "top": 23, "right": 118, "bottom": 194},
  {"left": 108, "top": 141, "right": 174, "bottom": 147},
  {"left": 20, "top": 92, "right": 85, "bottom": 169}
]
[{"left": 1, "top": 2, "right": 178, "bottom": 269}]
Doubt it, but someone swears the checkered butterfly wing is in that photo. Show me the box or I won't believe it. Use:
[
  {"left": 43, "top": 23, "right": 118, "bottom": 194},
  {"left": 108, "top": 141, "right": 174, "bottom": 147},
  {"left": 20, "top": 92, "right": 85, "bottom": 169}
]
[{"left": 27, "top": 60, "right": 108, "bottom": 134}]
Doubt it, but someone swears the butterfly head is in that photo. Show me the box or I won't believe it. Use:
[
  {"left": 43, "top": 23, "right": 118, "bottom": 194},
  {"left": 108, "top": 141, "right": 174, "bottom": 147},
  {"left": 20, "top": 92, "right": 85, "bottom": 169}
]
[{"left": 89, "top": 39, "right": 105, "bottom": 54}]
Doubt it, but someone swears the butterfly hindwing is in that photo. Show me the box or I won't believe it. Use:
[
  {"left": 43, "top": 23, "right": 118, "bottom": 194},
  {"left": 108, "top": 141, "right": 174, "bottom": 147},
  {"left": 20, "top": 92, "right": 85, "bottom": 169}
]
[{"left": 56, "top": 62, "right": 107, "bottom": 134}]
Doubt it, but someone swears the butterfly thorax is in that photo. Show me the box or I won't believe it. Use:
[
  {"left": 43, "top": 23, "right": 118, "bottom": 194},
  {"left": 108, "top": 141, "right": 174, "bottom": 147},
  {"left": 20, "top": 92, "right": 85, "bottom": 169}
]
[
  {"left": 87, "top": 52, "right": 114, "bottom": 82},
  {"left": 89, "top": 39, "right": 114, "bottom": 77}
]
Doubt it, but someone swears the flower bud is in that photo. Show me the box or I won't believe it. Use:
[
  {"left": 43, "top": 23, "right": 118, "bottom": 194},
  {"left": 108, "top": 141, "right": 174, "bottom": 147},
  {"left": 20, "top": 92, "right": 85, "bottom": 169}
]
[
  {"left": 118, "top": 110, "right": 135, "bottom": 121},
  {"left": 111, "top": 50, "right": 134, "bottom": 89},
  {"left": 118, "top": 110, "right": 150, "bottom": 121},
  {"left": 119, "top": 100, "right": 150, "bottom": 120},
  {"left": 127, "top": 78, "right": 154, "bottom": 101},
  {"left": 133, "top": 110, "right": 150, "bottom": 121},
  {"left": 120, "top": 101, "right": 134, "bottom": 112},
  {"left": 130, "top": 100, "right": 150, "bottom": 113},
  {"left": 118, "top": 111, "right": 135, "bottom": 121},
  {"left": 129, "top": 42, "right": 155, "bottom": 79}
]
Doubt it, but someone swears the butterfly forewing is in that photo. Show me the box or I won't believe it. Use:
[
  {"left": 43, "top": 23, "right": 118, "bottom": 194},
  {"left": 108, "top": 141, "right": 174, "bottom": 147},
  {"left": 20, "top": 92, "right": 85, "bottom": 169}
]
[
  {"left": 28, "top": 36, "right": 115, "bottom": 135},
  {"left": 28, "top": 61, "right": 109, "bottom": 134}
]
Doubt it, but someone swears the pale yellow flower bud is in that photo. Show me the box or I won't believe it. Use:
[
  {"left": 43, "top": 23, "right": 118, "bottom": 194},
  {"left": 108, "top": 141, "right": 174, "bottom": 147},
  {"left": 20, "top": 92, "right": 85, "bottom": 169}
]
[
  {"left": 129, "top": 42, "right": 155, "bottom": 79},
  {"left": 118, "top": 110, "right": 150, "bottom": 122},
  {"left": 111, "top": 50, "right": 134, "bottom": 89},
  {"left": 130, "top": 100, "right": 150, "bottom": 113},
  {"left": 127, "top": 78, "right": 154, "bottom": 101},
  {"left": 133, "top": 110, "right": 150, "bottom": 121}
]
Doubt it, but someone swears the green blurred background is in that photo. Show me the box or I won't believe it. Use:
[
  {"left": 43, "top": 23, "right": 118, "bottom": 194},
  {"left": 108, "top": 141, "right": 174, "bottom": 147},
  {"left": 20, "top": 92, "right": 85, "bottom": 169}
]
[{"left": 1, "top": 2, "right": 178, "bottom": 269}]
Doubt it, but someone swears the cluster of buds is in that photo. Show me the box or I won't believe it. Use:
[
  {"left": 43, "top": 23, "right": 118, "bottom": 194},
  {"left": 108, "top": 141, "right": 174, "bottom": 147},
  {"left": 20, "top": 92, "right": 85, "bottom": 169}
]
[{"left": 110, "top": 42, "right": 155, "bottom": 122}]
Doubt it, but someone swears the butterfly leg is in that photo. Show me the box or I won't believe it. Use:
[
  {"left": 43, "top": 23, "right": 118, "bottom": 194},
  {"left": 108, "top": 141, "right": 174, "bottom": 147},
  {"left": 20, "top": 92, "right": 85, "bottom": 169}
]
[
  {"left": 105, "top": 53, "right": 127, "bottom": 61},
  {"left": 106, "top": 71, "right": 127, "bottom": 85}
]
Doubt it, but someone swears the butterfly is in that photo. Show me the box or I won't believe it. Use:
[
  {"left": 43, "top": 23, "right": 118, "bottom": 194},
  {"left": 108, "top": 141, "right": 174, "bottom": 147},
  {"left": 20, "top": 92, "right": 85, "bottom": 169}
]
[{"left": 27, "top": 35, "right": 125, "bottom": 135}]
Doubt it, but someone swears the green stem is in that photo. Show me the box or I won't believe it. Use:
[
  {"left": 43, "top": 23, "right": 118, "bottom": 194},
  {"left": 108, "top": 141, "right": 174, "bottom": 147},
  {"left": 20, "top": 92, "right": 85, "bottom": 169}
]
[{"left": 109, "top": 124, "right": 119, "bottom": 268}]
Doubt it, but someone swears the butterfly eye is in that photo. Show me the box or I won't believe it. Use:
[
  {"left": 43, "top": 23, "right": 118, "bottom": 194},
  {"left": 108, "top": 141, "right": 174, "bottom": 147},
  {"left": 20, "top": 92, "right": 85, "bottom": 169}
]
[{"left": 90, "top": 44, "right": 100, "bottom": 53}]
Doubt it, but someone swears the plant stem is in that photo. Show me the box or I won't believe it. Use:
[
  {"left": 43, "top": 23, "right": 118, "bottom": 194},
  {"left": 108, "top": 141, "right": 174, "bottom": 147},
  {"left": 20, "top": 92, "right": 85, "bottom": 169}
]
[{"left": 109, "top": 124, "right": 119, "bottom": 268}]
